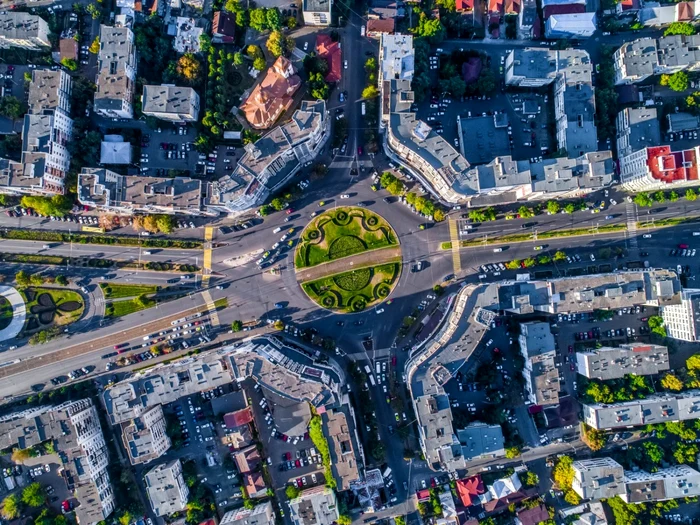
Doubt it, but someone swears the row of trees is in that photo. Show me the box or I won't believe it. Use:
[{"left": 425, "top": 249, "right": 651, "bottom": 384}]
[
  {"left": 201, "top": 46, "right": 237, "bottom": 137},
  {"left": 379, "top": 172, "right": 446, "bottom": 221},
  {"left": 1, "top": 483, "right": 47, "bottom": 519},
  {"left": 633, "top": 188, "right": 699, "bottom": 207},
  {"left": 14, "top": 270, "right": 68, "bottom": 288},
  {"left": 20, "top": 195, "right": 73, "bottom": 217}
]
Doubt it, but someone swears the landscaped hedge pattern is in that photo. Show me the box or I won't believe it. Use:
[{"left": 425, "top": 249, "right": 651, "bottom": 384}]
[
  {"left": 301, "top": 262, "right": 400, "bottom": 313},
  {"left": 295, "top": 207, "right": 397, "bottom": 268}
]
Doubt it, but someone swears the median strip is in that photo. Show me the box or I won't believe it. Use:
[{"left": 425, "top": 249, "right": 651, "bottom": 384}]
[
  {"left": 441, "top": 223, "right": 628, "bottom": 250},
  {"left": 638, "top": 215, "right": 700, "bottom": 229}
]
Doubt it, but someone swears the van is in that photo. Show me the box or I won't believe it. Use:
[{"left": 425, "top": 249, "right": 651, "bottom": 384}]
[
  {"left": 361, "top": 102, "right": 366, "bottom": 116},
  {"left": 143, "top": 250, "right": 152, "bottom": 255},
  {"left": 493, "top": 247, "right": 503, "bottom": 252},
  {"left": 42, "top": 244, "right": 51, "bottom": 249},
  {"left": 273, "top": 226, "right": 282, "bottom": 234}
]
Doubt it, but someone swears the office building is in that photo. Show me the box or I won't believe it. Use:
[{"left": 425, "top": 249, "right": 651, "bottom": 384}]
[
  {"left": 142, "top": 85, "right": 200, "bottom": 122},
  {"left": 619, "top": 145, "right": 699, "bottom": 192},
  {"left": 662, "top": 288, "right": 700, "bottom": 341},
  {"left": 575, "top": 343, "right": 670, "bottom": 380},
  {"left": 145, "top": 460, "right": 189, "bottom": 516}
]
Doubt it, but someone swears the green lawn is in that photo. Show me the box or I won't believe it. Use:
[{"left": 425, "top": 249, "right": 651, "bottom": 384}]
[
  {"left": 213, "top": 298, "right": 228, "bottom": 309},
  {"left": 106, "top": 299, "right": 154, "bottom": 318},
  {"left": 295, "top": 207, "right": 397, "bottom": 268},
  {"left": 301, "top": 262, "right": 400, "bottom": 313},
  {"left": 99, "top": 282, "right": 159, "bottom": 299},
  {"left": 0, "top": 296, "right": 13, "bottom": 331},
  {"left": 21, "top": 287, "right": 84, "bottom": 331}
]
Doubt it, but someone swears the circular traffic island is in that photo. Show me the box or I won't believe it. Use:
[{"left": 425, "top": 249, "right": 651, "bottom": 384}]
[{"left": 295, "top": 207, "right": 401, "bottom": 313}]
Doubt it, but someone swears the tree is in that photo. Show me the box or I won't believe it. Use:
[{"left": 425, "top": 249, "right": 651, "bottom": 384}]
[
  {"left": 412, "top": 13, "right": 445, "bottom": 42},
  {"left": 233, "top": 52, "right": 244, "bottom": 66},
  {"left": 55, "top": 275, "right": 68, "bottom": 286},
  {"left": 88, "top": 36, "right": 100, "bottom": 53},
  {"left": 670, "top": 190, "right": 679, "bottom": 202},
  {"left": 30, "top": 274, "right": 44, "bottom": 286},
  {"left": 266, "top": 7, "right": 281, "bottom": 30},
  {"left": 365, "top": 57, "right": 377, "bottom": 73},
  {"left": 308, "top": 72, "right": 329, "bottom": 100},
  {"left": 11, "top": 447, "right": 31, "bottom": 463},
  {"left": 553, "top": 250, "right": 567, "bottom": 262},
  {"left": 270, "top": 197, "right": 286, "bottom": 211},
  {"left": 477, "top": 70, "right": 496, "bottom": 96},
  {"left": 648, "top": 315, "right": 667, "bottom": 337},
  {"left": 581, "top": 423, "right": 607, "bottom": 451},
  {"left": 135, "top": 294, "right": 153, "bottom": 309},
  {"left": 688, "top": 354, "right": 700, "bottom": 370},
  {"left": 249, "top": 8, "right": 268, "bottom": 31},
  {"left": 22, "top": 483, "right": 46, "bottom": 507},
  {"left": 274, "top": 320, "right": 284, "bottom": 330},
  {"left": 337, "top": 516, "right": 351, "bottom": 525},
  {"left": 522, "top": 471, "right": 539, "bottom": 488},
  {"left": 20, "top": 195, "right": 72, "bottom": 217},
  {"left": 642, "top": 441, "right": 664, "bottom": 467},
  {"left": 362, "top": 85, "right": 379, "bottom": 99},
  {"left": 661, "top": 373, "right": 684, "bottom": 391},
  {"left": 266, "top": 30, "right": 293, "bottom": 57},
  {"left": 546, "top": 201, "right": 561, "bottom": 214},
  {"left": 505, "top": 446, "right": 521, "bottom": 458},
  {"left": 231, "top": 320, "right": 243, "bottom": 332},
  {"left": 176, "top": 53, "right": 202, "bottom": 82},
  {"left": 664, "top": 22, "right": 696, "bottom": 36},
  {"left": 155, "top": 215, "right": 176, "bottom": 234},
  {"left": 634, "top": 192, "right": 653, "bottom": 207},
  {"left": 86, "top": 3, "right": 101, "bottom": 18},
  {"left": 433, "top": 209, "right": 445, "bottom": 222},
  {"left": 674, "top": 442, "right": 699, "bottom": 464},
  {"left": 523, "top": 257, "right": 536, "bottom": 268},
  {"left": 247, "top": 44, "right": 264, "bottom": 60},
  {"left": 60, "top": 58, "right": 78, "bottom": 71},
  {"left": 653, "top": 190, "right": 666, "bottom": 203},
  {"left": 253, "top": 57, "right": 267, "bottom": 71},
  {"left": 687, "top": 188, "right": 698, "bottom": 201},
  {"left": 287, "top": 15, "right": 297, "bottom": 28},
  {"left": 143, "top": 215, "right": 159, "bottom": 233},
  {"left": 668, "top": 71, "right": 690, "bottom": 92},
  {"left": 0, "top": 96, "right": 26, "bottom": 120},
  {"left": 285, "top": 485, "right": 300, "bottom": 499},
  {"left": 1, "top": 494, "right": 21, "bottom": 520},
  {"left": 14, "top": 270, "right": 31, "bottom": 288}
]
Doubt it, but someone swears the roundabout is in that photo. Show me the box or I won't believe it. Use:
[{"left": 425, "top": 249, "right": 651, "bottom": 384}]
[{"left": 295, "top": 207, "right": 402, "bottom": 313}]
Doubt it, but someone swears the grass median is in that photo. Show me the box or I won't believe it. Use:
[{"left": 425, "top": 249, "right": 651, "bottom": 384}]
[
  {"left": 0, "top": 229, "right": 202, "bottom": 249},
  {"left": 99, "top": 283, "right": 160, "bottom": 299},
  {"left": 638, "top": 215, "right": 700, "bottom": 229},
  {"left": 441, "top": 223, "right": 628, "bottom": 250}
]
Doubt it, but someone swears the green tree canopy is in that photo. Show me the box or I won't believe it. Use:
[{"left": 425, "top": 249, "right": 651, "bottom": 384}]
[
  {"left": 22, "top": 483, "right": 46, "bottom": 507},
  {"left": 0, "top": 96, "right": 26, "bottom": 120},
  {"left": 266, "top": 7, "right": 281, "bottom": 30},
  {"left": 362, "top": 85, "right": 379, "bottom": 99},
  {"left": 634, "top": 192, "right": 653, "bottom": 207},
  {"left": 664, "top": 22, "right": 696, "bottom": 36},
  {"left": 231, "top": 320, "right": 243, "bottom": 332},
  {"left": 253, "top": 57, "right": 267, "bottom": 71},
  {"left": 233, "top": 52, "right": 244, "bottom": 66},
  {"left": 60, "top": 58, "right": 78, "bottom": 71},
  {"left": 667, "top": 71, "right": 690, "bottom": 92},
  {"left": 546, "top": 201, "right": 561, "bottom": 214},
  {"left": 1, "top": 494, "right": 21, "bottom": 520}
]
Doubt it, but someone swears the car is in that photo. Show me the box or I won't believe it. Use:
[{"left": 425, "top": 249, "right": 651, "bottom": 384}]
[
  {"left": 340, "top": 194, "right": 350, "bottom": 199},
  {"left": 303, "top": 42, "right": 308, "bottom": 51},
  {"left": 344, "top": 60, "right": 348, "bottom": 69},
  {"left": 376, "top": 308, "right": 385, "bottom": 314}
]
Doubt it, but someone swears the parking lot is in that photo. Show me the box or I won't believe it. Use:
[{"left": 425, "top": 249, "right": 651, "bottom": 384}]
[
  {"left": 415, "top": 49, "right": 553, "bottom": 164},
  {"left": 246, "top": 380, "right": 326, "bottom": 492}
]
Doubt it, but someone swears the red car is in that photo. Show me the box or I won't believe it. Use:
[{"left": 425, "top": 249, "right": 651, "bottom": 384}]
[
  {"left": 391, "top": 355, "right": 397, "bottom": 366},
  {"left": 358, "top": 146, "right": 363, "bottom": 156},
  {"left": 286, "top": 208, "right": 294, "bottom": 215},
  {"left": 114, "top": 343, "right": 128, "bottom": 350},
  {"left": 568, "top": 345, "right": 573, "bottom": 353},
  {"left": 570, "top": 363, "right": 575, "bottom": 371},
  {"left": 295, "top": 460, "right": 301, "bottom": 468},
  {"left": 296, "top": 478, "right": 302, "bottom": 487},
  {"left": 680, "top": 243, "right": 689, "bottom": 249}
]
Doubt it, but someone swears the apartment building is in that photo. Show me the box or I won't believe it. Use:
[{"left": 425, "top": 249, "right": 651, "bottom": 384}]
[
  {"left": 619, "top": 145, "right": 699, "bottom": 192},
  {"left": 582, "top": 390, "right": 700, "bottom": 430},
  {"left": 142, "top": 85, "right": 200, "bottom": 122},
  {"left": 571, "top": 458, "right": 627, "bottom": 500},
  {"left": 94, "top": 25, "right": 137, "bottom": 119},
  {"left": 506, "top": 47, "right": 598, "bottom": 156},
  {"left": 415, "top": 393, "right": 466, "bottom": 472},
  {"left": 575, "top": 343, "right": 670, "bottom": 380},
  {"left": 288, "top": 487, "right": 340, "bottom": 525},
  {"left": 0, "top": 13, "right": 50, "bottom": 49},
  {"left": 323, "top": 410, "right": 360, "bottom": 491},
  {"left": 122, "top": 405, "right": 171, "bottom": 465},
  {"left": 78, "top": 167, "right": 209, "bottom": 216},
  {"left": 0, "top": 70, "right": 74, "bottom": 196},
  {"left": 613, "top": 35, "right": 700, "bottom": 85},
  {"left": 210, "top": 100, "right": 329, "bottom": 213},
  {"left": 456, "top": 423, "right": 505, "bottom": 461},
  {"left": 0, "top": 400, "right": 115, "bottom": 524},
  {"left": 572, "top": 458, "right": 700, "bottom": 502},
  {"left": 518, "top": 322, "right": 560, "bottom": 407},
  {"left": 616, "top": 107, "right": 661, "bottom": 159},
  {"left": 302, "top": 0, "right": 332, "bottom": 25},
  {"left": 662, "top": 288, "right": 700, "bottom": 341},
  {"left": 221, "top": 502, "right": 275, "bottom": 525},
  {"left": 145, "top": 460, "right": 189, "bottom": 516}
]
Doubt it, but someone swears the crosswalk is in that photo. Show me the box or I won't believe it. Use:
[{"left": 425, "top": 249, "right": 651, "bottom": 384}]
[
  {"left": 201, "top": 289, "right": 220, "bottom": 327},
  {"left": 202, "top": 226, "right": 213, "bottom": 286},
  {"left": 625, "top": 203, "right": 638, "bottom": 251},
  {"left": 448, "top": 218, "right": 462, "bottom": 275}
]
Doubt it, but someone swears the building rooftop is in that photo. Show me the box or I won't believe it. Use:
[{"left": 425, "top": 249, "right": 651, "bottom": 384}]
[
  {"left": 95, "top": 25, "right": 135, "bottom": 110},
  {"left": 221, "top": 502, "right": 274, "bottom": 525},
  {"left": 234, "top": 445, "right": 261, "bottom": 474},
  {"left": 367, "top": 18, "right": 395, "bottom": 34},
  {"left": 576, "top": 343, "right": 670, "bottom": 380},
  {"left": 459, "top": 116, "right": 514, "bottom": 167},
  {"left": 545, "top": 12, "right": 597, "bottom": 38},
  {"left": 668, "top": 112, "right": 700, "bottom": 133},
  {"left": 642, "top": 145, "right": 700, "bottom": 186},
  {"left": 456, "top": 476, "right": 485, "bottom": 506},
  {"left": 142, "top": 85, "right": 198, "bottom": 117},
  {"left": 122, "top": 405, "right": 171, "bottom": 465},
  {"left": 303, "top": 0, "right": 331, "bottom": 12},
  {"left": 323, "top": 409, "right": 360, "bottom": 491},
  {"left": 379, "top": 34, "right": 414, "bottom": 82},
  {"left": 0, "top": 12, "right": 48, "bottom": 45},
  {"left": 289, "top": 487, "right": 339, "bottom": 525},
  {"left": 0, "top": 400, "right": 115, "bottom": 524},
  {"left": 78, "top": 168, "right": 203, "bottom": 213},
  {"left": 520, "top": 321, "right": 556, "bottom": 358},
  {"left": 618, "top": 107, "right": 661, "bottom": 157},
  {"left": 144, "top": 460, "right": 188, "bottom": 516},
  {"left": 572, "top": 458, "right": 626, "bottom": 500},
  {"left": 416, "top": 393, "right": 465, "bottom": 471},
  {"left": 527, "top": 355, "right": 561, "bottom": 406},
  {"left": 582, "top": 390, "right": 700, "bottom": 429},
  {"left": 171, "top": 17, "right": 203, "bottom": 54},
  {"left": 28, "top": 70, "right": 69, "bottom": 113},
  {"left": 456, "top": 422, "right": 505, "bottom": 461},
  {"left": 531, "top": 151, "right": 614, "bottom": 194},
  {"left": 100, "top": 135, "right": 132, "bottom": 164},
  {"left": 624, "top": 464, "right": 700, "bottom": 502},
  {"left": 615, "top": 38, "right": 658, "bottom": 82}
]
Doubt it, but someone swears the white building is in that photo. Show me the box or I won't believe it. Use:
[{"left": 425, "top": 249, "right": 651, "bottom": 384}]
[
  {"left": 209, "top": 100, "right": 329, "bottom": 213},
  {"left": 575, "top": 343, "right": 670, "bottom": 380},
  {"left": 221, "top": 502, "right": 275, "bottom": 525},
  {"left": 662, "top": 288, "right": 700, "bottom": 342},
  {"left": 572, "top": 458, "right": 627, "bottom": 501},
  {"left": 613, "top": 35, "right": 700, "bottom": 85},
  {"left": 145, "top": 460, "right": 189, "bottom": 517},
  {"left": 619, "top": 145, "right": 700, "bottom": 192},
  {"left": 122, "top": 405, "right": 171, "bottom": 465},
  {"left": 545, "top": 13, "right": 597, "bottom": 39},
  {"left": 518, "top": 322, "right": 560, "bottom": 407},
  {"left": 288, "top": 487, "right": 339, "bottom": 525},
  {"left": 142, "top": 85, "right": 200, "bottom": 122},
  {"left": 94, "top": 25, "right": 137, "bottom": 119},
  {"left": 0, "top": 70, "right": 74, "bottom": 196},
  {"left": 302, "top": 0, "right": 332, "bottom": 25},
  {"left": 0, "top": 13, "right": 50, "bottom": 50},
  {"left": 616, "top": 107, "right": 661, "bottom": 159}
]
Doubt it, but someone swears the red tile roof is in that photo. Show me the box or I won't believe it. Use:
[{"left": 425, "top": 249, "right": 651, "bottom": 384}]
[
  {"left": 646, "top": 145, "right": 699, "bottom": 185},
  {"left": 677, "top": 1, "right": 694, "bottom": 20},
  {"left": 416, "top": 489, "right": 431, "bottom": 502},
  {"left": 456, "top": 476, "right": 485, "bottom": 507},
  {"left": 223, "top": 407, "right": 253, "bottom": 429},
  {"left": 212, "top": 11, "right": 236, "bottom": 37},
  {"left": 59, "top": 38, "right": 78, "bottom": 61},
  {"left": 505, "top": 0, "right": 520, "bottom": 14},
  {"left": 456, "top": 0, "right": 474, "bottom": 10},
  {"left": 543, "top": 3, "right": 585, "bottom": 18},
  {"left": 516, "top": 504, "right": 550, "bottom": 525},
  {"left": 619, "top": 0, "right": 639, "bottom": 10},
  {"left": 316, "top": 34, "right": 342, "bottom": 83},
  {"left": 366, "top": 18, "right": 395, "bottom": 35},
  {"left": 489, "top": 0, "right": 503, "bottom": 14}
]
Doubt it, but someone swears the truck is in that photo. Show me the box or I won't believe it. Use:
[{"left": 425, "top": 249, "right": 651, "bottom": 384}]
[
  {"left": 369, "top": 374, "right": 376, "bottom": 386},
  {"left": 364, "top": 364, "right": 372, "bottom": 375},
  {"left": 382, "top": 467, "right": 392, "bottom": 479}
]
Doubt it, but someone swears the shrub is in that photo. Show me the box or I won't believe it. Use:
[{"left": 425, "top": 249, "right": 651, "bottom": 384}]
[{"left": 334, "top": 268, "right": 372, "bottom": 291}]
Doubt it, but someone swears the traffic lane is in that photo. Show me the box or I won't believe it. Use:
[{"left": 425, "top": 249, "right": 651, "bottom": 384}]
[{"left": 0, "top": 240, "right": 201, "bottom": 262}]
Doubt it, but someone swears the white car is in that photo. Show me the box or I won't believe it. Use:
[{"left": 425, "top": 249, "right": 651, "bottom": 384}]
[
  {"left": 340, "top": 194, "right": 350, "bottom": 199},
  {"left": 344, "top": 60, "right": 348, "bottom": 69},
  {"left": 376, "top": 308, "right": 385, "bottom": 314},
  {"left": 303, "top": 42, "right": 308, "bottom": 51}
]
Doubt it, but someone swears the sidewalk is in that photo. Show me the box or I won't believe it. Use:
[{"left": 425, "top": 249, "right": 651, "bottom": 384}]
[{"left": 295, "top": 246, "right": 402, "bottom": 282}]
